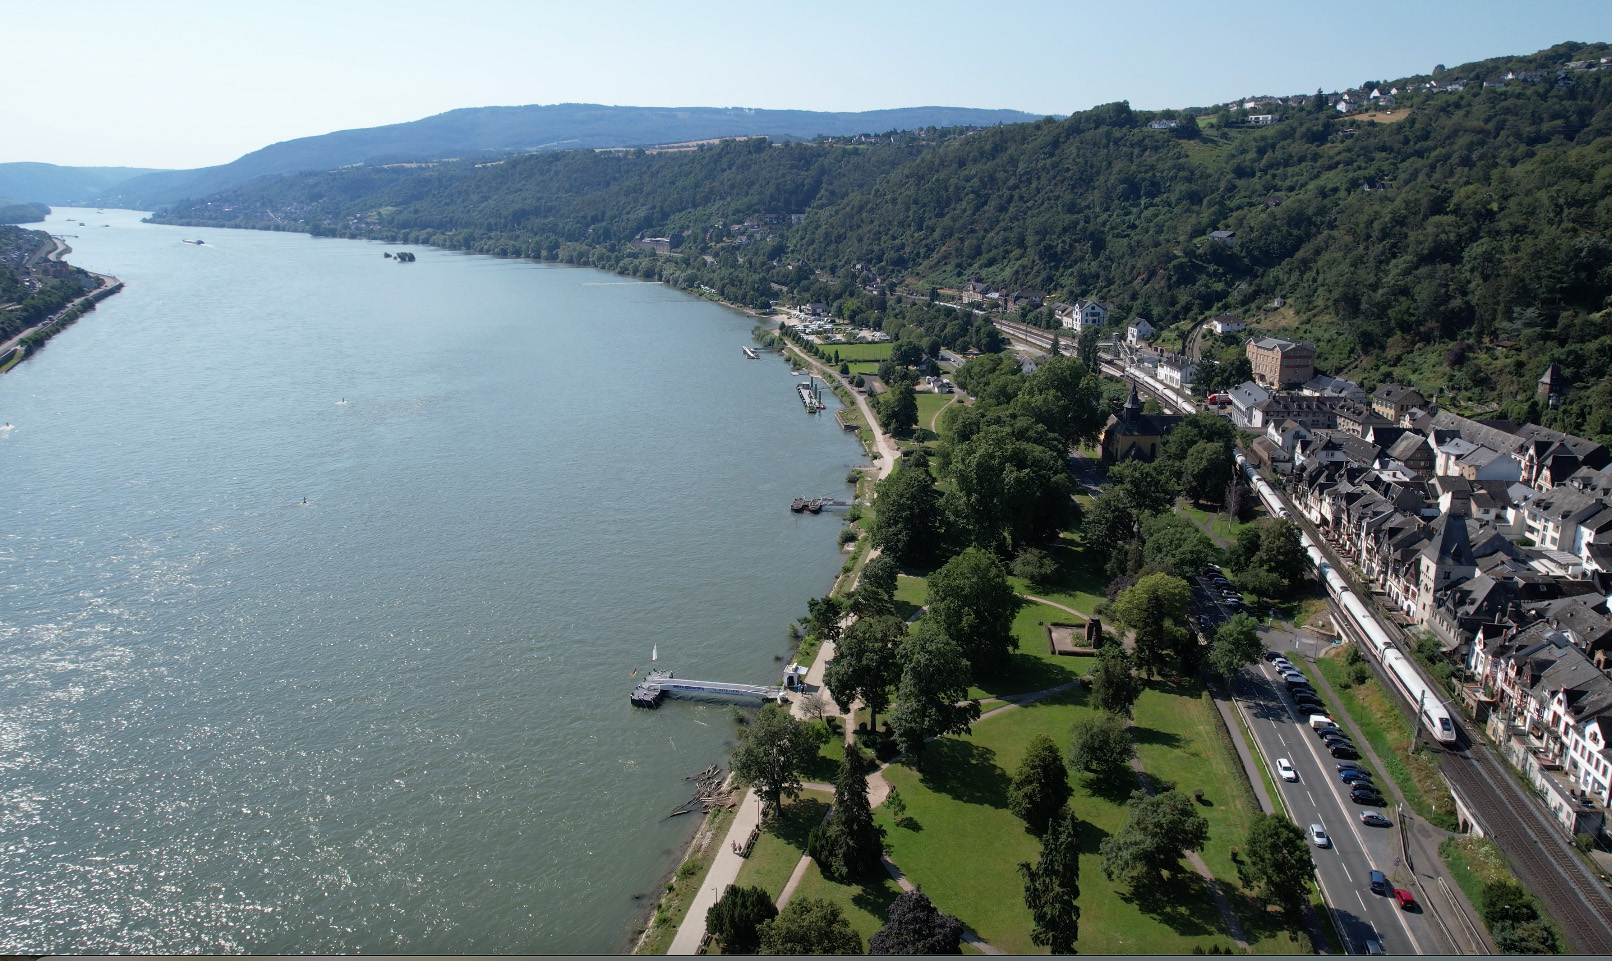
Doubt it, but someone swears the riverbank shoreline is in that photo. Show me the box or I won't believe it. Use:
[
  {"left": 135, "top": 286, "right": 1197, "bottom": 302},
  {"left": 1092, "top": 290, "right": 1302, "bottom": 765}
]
[{"left": 0, "top": 235, "right": 124, "bottom": 373}]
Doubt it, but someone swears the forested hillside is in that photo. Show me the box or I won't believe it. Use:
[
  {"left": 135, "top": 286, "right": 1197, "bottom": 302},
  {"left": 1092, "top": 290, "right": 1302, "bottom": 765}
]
[{"left": 150, "top": 42, "right": 1612, "bottom": 442}]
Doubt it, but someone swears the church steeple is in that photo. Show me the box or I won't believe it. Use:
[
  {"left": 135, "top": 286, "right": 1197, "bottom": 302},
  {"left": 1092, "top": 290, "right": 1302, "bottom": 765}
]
[{"left": 1122, "top": 382, "right": 1142, "bottom": 426}]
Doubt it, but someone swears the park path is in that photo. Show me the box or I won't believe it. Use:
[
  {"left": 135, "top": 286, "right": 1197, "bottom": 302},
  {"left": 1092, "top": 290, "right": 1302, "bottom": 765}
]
[
  {"left": 1018, "top": 594, "right": 1089, "bottom": 622},
  {"left": 783, "top": 339, "right": 900, "bottom": 480}
]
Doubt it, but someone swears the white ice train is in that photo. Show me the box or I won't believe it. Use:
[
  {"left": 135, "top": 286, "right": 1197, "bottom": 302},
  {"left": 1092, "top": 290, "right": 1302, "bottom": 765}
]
[
  {"left": 1232, "top": 451, "right": 1458, "bottom": 744},
  {"left": 1126, "top": 367, "right": 1198, "bottom": 416}
]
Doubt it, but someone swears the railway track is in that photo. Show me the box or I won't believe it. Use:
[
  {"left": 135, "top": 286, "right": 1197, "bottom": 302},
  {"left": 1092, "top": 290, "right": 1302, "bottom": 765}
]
[{"left": 1434, "top": 737, "right": 1612, "bottom": 953}]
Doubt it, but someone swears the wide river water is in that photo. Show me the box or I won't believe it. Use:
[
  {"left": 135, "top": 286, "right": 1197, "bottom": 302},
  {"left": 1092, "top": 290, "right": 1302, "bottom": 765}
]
[{"left": 0, "top": 208, "right": 861, "bottom": 953}]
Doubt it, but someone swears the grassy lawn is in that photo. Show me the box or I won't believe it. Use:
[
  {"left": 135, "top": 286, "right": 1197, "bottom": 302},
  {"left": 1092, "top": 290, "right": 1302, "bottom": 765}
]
[
  {"left": 1134, "top": 682, "right": 1310, "bottom": 954},
  {"left": 877, "top": 687, "right": 1256, "bottom": 954},
  {"left": 632, "top": 802, "right": 737, "bottom": 954},
  {"left": 732, "top": 789, "right": 833, "bottom": 899},
  {"left": 1003, "top": 533, "right": 1107, "bottom": 617},
  {"left": 895, "top": 574, "right": 928, "bottom": 619},
  {"left": 786, "top": 866, "right": 906, "bottom": 948},
  {"left": 968, "top": 600, "right": 1089, "bottom": 701},
  {"left": 914, "top": 391, "right": 956, "bottom": 432},
  {"left": 827, "top": 342, "right": 893, "bottom": 363},
  {"left": 1176, "top": 502, "right": 1262, "bottom": 544},
  {"left": 1307, "top": 650, "right": 1458, "bottom": 829}
]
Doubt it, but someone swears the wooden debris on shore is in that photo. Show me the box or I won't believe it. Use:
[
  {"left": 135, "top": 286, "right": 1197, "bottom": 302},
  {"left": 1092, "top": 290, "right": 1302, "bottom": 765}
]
[{"left": 667, "top": 764, "right": 729, "bottom": 818}]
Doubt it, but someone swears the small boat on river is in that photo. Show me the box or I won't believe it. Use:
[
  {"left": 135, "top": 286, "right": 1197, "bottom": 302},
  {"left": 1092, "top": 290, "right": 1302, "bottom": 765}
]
[
  {"left": 806, "top": 499, "right": 823, "bottom": 514},
  {"left": 790, "top": 498, "right": 807, "bottom": 513}
]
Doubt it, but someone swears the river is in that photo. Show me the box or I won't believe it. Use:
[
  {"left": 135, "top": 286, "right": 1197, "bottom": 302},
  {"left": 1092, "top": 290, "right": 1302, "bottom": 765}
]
[{"left": 0, "top": 208, "right": 861, "bottom": 953}]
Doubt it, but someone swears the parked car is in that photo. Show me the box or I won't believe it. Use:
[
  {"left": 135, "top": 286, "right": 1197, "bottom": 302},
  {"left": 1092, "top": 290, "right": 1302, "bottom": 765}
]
[
  {"left": 1369, "top": 869, "right": 1388, "bottom": 893},
  {"left": 1340, "top": 770, "right": 1373, "bottom": 785},
  {"left": 1337, "top": 761, "right": 1366, "bottom": 773},
  {"left": 1277, "top": 758, "right": 1298, "bottom": 782},
  {"left": 1293, "top": 697, "right": 1323, "bottom": 711},
  {"left": 1394, "top": 888, "right": 1417, "bottom": 910},
  {"left": 1309, "top": 823, "right": 1330, "bottom": 848},
  {"left": 1360, "top": 811, "right": 1391, "bottom": 827},
  {"left": 1351, "top": 787, "right": 1386, "bottom": 805},
  {"left": 1330, "top": 745, "right": 1360, "bottom": 759},
  {"left": 1261, "top": 650, "right": 1282, "bottom": 662},
  {"left": 1309, "top": 714, "right": 1336, "bottom": 729}
]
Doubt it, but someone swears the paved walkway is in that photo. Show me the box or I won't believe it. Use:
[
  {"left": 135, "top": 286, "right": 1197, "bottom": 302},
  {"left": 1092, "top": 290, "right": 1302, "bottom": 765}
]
[
  {"left": 783, "top": 339, "right": 901, "bottom": 480},
  {"left": 1018, "top": 594, "right": 1089, "bottom": 622}
]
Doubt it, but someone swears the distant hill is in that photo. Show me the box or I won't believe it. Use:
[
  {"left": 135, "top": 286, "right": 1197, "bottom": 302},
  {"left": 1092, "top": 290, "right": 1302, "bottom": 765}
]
[
  {"left": 94, "top": 104, "right": 1045, "bottom": 208},
  {"left": 0, "top": 162, "right": 166, "bottom": 205}
]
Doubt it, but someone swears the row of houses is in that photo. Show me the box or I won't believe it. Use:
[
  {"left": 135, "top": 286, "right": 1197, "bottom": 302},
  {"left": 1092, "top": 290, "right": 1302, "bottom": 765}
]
[{"left": 1271, "top": 389, "right": 1612, "bottom": 835}]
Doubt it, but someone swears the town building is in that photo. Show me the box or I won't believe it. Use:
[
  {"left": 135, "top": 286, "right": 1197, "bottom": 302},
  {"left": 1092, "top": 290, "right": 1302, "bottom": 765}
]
[
  {"left": 1371, "top": 383, "right": 1427, "bottom": 422},
  {"left": 1245, "top": 336, "right": 1316, "bottom": 388}
]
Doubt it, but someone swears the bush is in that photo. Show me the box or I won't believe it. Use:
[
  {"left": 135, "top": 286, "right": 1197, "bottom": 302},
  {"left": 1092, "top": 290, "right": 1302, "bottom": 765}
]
[
  {"left": 1010, "top": 547, "right": 1060, "bottom": 586},
  {"left": 838, "top": 527, "right": 858, "bottom": 545}
]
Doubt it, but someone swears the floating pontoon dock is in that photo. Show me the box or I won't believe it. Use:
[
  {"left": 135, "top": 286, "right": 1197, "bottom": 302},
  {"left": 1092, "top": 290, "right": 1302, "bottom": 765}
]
[{"left": 630, "top": 670, "right": 789, "bottom": 708}]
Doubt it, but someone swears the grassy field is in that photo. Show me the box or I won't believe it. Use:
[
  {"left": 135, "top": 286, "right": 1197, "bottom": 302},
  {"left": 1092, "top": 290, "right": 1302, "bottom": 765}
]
[
  {"left": 785, "top": 865, "right": 906, "bottom": 949},
  {"left": 1002, "top": 532, "right": 1107, "bottom": 617},
  {"left": 1132, "top": 682, "right": 1309, "bottom": 954},
  {"left": 966, "top": 599, "right": 1090, "bottom": 701},
  {"left": 824, "top": 342, "right": 893, "bottom": 363},
  {"left": 874, "top": 680, "right": 1293, "bottom": 954},
  {"left": 913, "top": 391, "right": 956, "bottom": 431},
  {"left": 632, "top": 801, "right": 738, "bottom": 954},
  {"left": 894, "top": 574, "right": 928, "bottom": 619},
  {"left": 1307, "top": 650, "right": 1458, "bottom": 829},
  {"left": 732, "top": 789, "right": 833, "bottom": 899},
  {"left": 1176, "top": 502, "right": 1262, "bottom": 544}
]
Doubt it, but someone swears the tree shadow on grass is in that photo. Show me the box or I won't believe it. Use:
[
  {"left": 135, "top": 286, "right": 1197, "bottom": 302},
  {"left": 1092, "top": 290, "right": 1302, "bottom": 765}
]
[
  {"left": 916, "top": 738, "right": 1011, "bottom": 808},
  {"left": 1229, "top": 887, "right": 1305, "bottom": 949},
  {"left": 1119, "top": 872, "right": 1225, "bottom": 938},
  {"left": 848, "top": 876, "right": 902, "bottom": 925},
  {"left": 1130, "top": 726, "right": 1184, "bottom": 751},
  {"left": 977, "top": 648, "right": 1078, "bottom": 699},
  {"left": 766, "top": 796, "right": 830, "bottom": 853},
  {"left": 1083, "top": 768, "right": 1142, "bottom": 805},
  {"left": 1146, "top": 675, "right": 1207, "bottom": 700}
]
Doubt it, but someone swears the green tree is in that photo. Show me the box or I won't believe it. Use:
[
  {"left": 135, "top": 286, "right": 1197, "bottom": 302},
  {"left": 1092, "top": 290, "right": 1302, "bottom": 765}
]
[
  {"left": 1161, "top": 411, "right": 1238, "bottom": 462},
  {"left": 758, "top": 896, "right": 864, "bottom": 955},
  {"left": 1067, "top": 710, "right": 1134, "bottom": 781},
  {"left": 1019, "top": 807, "right": 1081, "bottom": 954},
  {"left": 1249, "top": 519, "right": 1310, "bottom": 596},
  {"left": 1009, "top": 733, "right": 1074, "bottom": 835},
  {"left": 1139, "top": 512, "right": 1218, "bottom": 578},
  {"left": 1208, "top": 613, "right": 1265, "bottom": 680},
  {"left": 1180, "top": 440, "right": 1235, "bottom": 507},
  {"left": 879, "top": 382, "right": 919, "bottom": 434},
  {"left": 1011, "top": 355, "right": 1107, "bottom": 447},
  {"left": 824, "top": 614, "right": 904, "bottom": 729},
  {"left": 1011, "top": 546, "right": 1060, "bottom": 586},
  {"left": 1083, "top": 489, "right": 1139, "bottom": 552},
  {"left": 869, "top": 889, "right": 964, "bottom": 955},
  {"left": 1240, "top": 814, "right": 1312, "bottom": 916},
  {"left": 1109, "top": 573, "right": 1194, "bottom": 678},
  {"left": 947, "top": 424, "right": 1076, "bottom": 554},
  {"left": 888, "top": 623, "right": 981, "bottom": 770},
  {"left": 807, "top": 593, "right": 846, "bottom": 644},
  {"left": 731, "top": 703, "right": 823, "bottom": 817},
  {"left": 706, "top": 885, "right": 779, "bottom": 954},
  {"left": 1237, "top": 566, "right": 1286, "bottom": 601},
  {"left": 809, "top": 745, "right": 887, "bottom": 881},
  {"left": 1089, "top": 644, "right": 1144, "bottom": 718},
  {"left": 871, "top": 463, "right": 944, "bottom": 565},
  {"left": 1107, "top": 459, "right": 1179, "bottom": 515},
  {"left": 925, "top": 547, "right": 1020, "bottom": 675},
  {"left": 1099, "top": 789, "right": 1209, "bottom": 887}
]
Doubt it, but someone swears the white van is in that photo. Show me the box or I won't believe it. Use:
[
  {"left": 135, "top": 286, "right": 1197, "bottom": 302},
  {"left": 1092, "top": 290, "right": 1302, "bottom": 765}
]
[{"left": 1309, "top": 714, "right": 1337, "bottom": 730}]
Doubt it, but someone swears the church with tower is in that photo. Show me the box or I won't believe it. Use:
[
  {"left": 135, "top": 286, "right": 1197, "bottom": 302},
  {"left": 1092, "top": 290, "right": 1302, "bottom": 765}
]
[{"left": 1100, "top": 382, "right": 1185, "bottom": 463}]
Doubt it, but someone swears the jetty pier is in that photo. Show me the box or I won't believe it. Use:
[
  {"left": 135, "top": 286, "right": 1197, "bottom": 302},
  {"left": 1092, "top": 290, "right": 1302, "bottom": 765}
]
[{"left": 630, "top": 670, "right": 789, "bottom": 708}]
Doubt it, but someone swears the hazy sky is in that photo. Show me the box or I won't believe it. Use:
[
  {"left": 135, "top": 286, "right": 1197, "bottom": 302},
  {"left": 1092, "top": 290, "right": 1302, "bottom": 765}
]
[{"left": 7, "top": 0, "right": 1611, "bottom": 169}]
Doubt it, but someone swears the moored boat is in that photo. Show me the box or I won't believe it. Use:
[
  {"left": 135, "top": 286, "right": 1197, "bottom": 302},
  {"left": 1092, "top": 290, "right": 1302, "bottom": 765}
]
[{"left": 790, "top": 498, "right": 807, "bottom": 512}]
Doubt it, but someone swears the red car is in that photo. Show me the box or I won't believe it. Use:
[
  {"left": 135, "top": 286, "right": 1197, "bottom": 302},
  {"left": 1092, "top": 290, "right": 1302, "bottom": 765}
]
[{"left": 1393, "top": 888, "right": 1417, "bottom": 910}]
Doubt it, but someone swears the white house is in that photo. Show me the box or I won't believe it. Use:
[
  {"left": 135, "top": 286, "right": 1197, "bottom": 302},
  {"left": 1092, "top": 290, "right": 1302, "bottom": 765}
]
[
  {"left": 1126, "top": 317, "right": 1156, "bottom": 345},
  {"left": 1208, "top": 313, "right": 1245, "bottom": 335},
  {"left": 1058, "top": 299, "right": 1109, "bottom": 332},
  {"left": 1158, "top": 352, "right": 1196, "bottom": 391}
]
